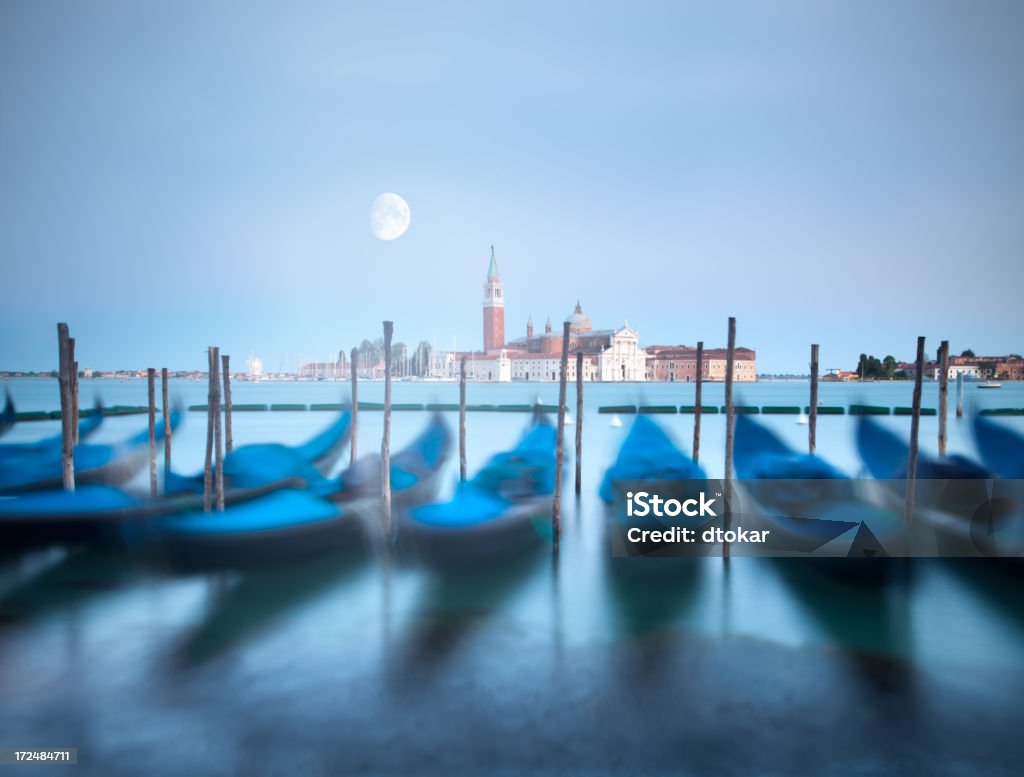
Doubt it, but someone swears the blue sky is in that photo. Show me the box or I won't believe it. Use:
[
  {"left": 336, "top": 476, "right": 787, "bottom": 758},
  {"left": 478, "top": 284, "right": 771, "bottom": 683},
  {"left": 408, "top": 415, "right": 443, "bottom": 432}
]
[{"left": 2, "top": 1, "right": 1022, "bottom": 373}]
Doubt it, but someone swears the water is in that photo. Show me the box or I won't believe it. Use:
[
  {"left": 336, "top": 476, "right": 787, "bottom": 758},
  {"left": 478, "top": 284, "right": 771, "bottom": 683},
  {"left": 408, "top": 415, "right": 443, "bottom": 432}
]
[{"left": 1, "top": 378, "right": 1023, "bottom": 775}]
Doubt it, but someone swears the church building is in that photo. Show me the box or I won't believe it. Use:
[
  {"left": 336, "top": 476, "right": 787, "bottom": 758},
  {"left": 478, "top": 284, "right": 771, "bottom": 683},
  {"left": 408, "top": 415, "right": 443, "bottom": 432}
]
[
  {"left": 424, "top": 248, "right": 752, "bottom": 382},
  {"left": 426, "top": 249, "right": 646, "bottom": 382}
]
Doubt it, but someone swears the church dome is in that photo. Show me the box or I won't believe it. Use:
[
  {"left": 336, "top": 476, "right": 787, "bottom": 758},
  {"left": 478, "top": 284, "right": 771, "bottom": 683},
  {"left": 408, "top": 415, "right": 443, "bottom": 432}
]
[{"left": 566, "top": 302, "right": 592, "bottom": 333}]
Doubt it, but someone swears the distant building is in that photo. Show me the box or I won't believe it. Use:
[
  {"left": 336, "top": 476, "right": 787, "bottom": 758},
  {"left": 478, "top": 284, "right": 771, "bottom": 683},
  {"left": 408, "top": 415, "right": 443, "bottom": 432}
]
[
  {"left": 940, "top": 361, "right": 981, "bottom": 381},
  {"left": 994, "top": 357, "right": 1024, "bottom": 381},
  {"left": 429, "top": 252, "right": 648, "bottom": 382},
  {"left": 505, "top": 303, "right": 646, "bottom": 381},
  {"left": 645, "top": 346, "right": 757, "bottom": 382},
  {"left": 420, "top": 249, "right": 769, "bottom": 383},
  {"left": 946, "top": 354, "right": 1024, "bottom": 381},
  {"left": 427, "top": 350, "right": 457, "bottom": 379},
  {"left": 896, "top": 361, "right": 929, "bottom": 379},
  {"left": 821, "top": 370, "right": 858, "bottom": 382},
  {"left": 511, "top": 352, "right": 601, "bottom": 382},
  {"left": 482, "top": 246, "right": 505, "bottom": 353}
]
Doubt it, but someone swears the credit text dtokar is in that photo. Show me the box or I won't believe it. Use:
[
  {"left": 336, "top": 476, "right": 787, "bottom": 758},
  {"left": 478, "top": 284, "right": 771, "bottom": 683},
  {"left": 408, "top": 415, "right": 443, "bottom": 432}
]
[{"left": 624, "top": 491, "right": 770, "bottom": 544}]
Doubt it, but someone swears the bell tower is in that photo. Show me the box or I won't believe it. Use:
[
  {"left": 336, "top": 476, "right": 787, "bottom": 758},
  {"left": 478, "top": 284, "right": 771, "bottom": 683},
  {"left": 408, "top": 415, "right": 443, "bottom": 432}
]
[{"left": 483, "top": 245, "right": 505, "bottom": 352}]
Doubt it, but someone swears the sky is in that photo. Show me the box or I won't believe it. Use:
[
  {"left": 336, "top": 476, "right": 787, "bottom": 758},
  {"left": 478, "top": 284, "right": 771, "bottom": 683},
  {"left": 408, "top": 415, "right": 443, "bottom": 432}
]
[{"left": 1, "top": 0, "right": 1022, "bottom": 374}]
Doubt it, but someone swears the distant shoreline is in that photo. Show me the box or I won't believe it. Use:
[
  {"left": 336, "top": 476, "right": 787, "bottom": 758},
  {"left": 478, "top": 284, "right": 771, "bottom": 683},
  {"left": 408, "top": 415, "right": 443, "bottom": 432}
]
[{"left": 2, "top": 373, "right": 943, "bottom": 384}]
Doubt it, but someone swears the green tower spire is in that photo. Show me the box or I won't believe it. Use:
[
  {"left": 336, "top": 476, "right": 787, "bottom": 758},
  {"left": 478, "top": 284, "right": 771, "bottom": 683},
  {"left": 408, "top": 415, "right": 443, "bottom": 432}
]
[{"left": 487, "top": 245, "right": 499, "bottom": 278}]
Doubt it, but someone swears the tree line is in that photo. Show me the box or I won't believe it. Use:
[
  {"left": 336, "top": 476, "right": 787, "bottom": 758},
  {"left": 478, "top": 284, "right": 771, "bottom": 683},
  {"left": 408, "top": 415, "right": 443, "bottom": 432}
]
[{"left": 854, "top": 348, "right": 1021, "bottom": 380}]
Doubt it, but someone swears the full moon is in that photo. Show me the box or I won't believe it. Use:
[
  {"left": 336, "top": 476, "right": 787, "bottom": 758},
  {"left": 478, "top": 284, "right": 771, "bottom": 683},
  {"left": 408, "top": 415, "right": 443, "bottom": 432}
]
[{"left": 370, "top": 193, "right": 411, "bottom": 240}]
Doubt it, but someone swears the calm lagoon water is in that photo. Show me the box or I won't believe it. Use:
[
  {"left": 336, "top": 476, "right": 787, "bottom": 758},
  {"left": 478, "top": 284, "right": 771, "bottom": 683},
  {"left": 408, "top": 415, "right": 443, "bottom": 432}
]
[{"left": 1, "top": 378, "right": 1023, "bottom": 775}]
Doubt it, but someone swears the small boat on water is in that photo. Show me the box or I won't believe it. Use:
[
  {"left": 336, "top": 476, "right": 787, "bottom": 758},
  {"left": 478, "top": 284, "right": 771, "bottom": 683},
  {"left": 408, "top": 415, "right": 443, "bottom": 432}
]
[
  {"left": 599, "top": 416, "right": 704, "bottom": 505},
  {"left": 0, "top": 478, "right": 294, "bottom": 552},
  {"left": 147, "top": 415, "right": 451, "bottom": 572},
  {"left": 855, "top": 416, "right": 995, "bottom": 556},
  {"left": 0, "top": 414, "right": 450, "bottom": 559},
  {"left": 734, "top": 415, "right": 897, "bottom": 568},
  {"left": 144, "top": 488, "right": 362, "bottom": 572},
  {"left": 404, "top": 413, "right": 557, "bottom": 569},
  {"left": 163, "top": 409, "right": 352, "bottom": 495},
  {"left": 856, "top": 416, "right": 993, "bottom": 482},
  {"left": 977, "top": 381, "right": 1002, "bottom": 389},
  {"left": 0, "top": 411, "right": 181, "bottom": 494},
  {"left": 973, "top": 414, "right": 1024, "bottom": 478},
  {"left": 600, "top": 416, "right": 715, "bottom": 566},
  {"left": 327, "top": 413, "right": 452, "bottom": 506},
  {"left": 0, "top": 401, "right": 106, "bottom": 462}
]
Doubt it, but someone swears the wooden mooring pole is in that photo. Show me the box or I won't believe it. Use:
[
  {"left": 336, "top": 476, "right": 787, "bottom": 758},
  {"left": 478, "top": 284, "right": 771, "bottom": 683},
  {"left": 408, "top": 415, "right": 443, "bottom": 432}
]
[
  {"left": 723, "top": 317, "right": 736, "bottom": 559},
  {"left": 693, "top": 341, "right": 703, "bottom": 463},
  {"left": 69, "top": 337, "right": 79, "bottom": 444},
  {"left": 211, "top": 347, "right": 224, "bottom": 511},
  {"left": 203, "top": 348, "right": 214, "bottom": 512},
  {"left": 147, "top": 368, "right": 157, "bottom": 497},
  {"left": 905, "top": 336, "right": 926, "bottom": 530},
  {"left": 57, "top": 323, "right": 74, "bottom": 491},
  {"left": 459, "top": 356, "right": 467, "bottom": 482},
  {"left": 809, "top": 343, "right": 819, "bottom": 454},
  {"left": 161, "top": 367, "right": 172, "bottom": 480},
  {"left": 381, "top": 321, "right": 394, "bottom": 537},
  {"left": 553, "top": 321, "right": 571, "bottom": 549},
  {"left": 72, "top": 359, "right": 79, "bottom": 442},
  {"left": 938, "top": 340, "right": 949, "bottom": 456},
  {"left": 222, "top": 354, "right": 233, "bottom": 454},
  {"left": 956, "top": 372, "right": 964, "bottom": 418},
  {"left": 350, "top": 347, "right": 359, "bottom": 463},
  {"left": 575, "top": 351, "right": 583, "bottom": 495}
]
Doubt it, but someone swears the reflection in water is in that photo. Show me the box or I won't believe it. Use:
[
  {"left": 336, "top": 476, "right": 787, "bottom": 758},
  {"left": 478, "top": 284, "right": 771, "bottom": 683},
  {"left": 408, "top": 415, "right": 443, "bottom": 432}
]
[
  {"left": 175, "top": 551, "right": 369, "bottom": 665},
  {"left": 397, "top": 550, "right": 547, "bottom": 670},
  {"left": 606, "top": 559, "right": 703, "bottom": 632},
  {"left": 604, "top": 559, "right": 705, "bottom": 675},
  {"left": 771, "top": 560, "right": 913, "bottom": 654},
  {"left": 943, "top": 558, "right": 1024, "bottom": 639},
  {"left": 769, "top": 559, "right": 917, "bottom": 696},
  {"left": 0, "top": 546, "right": 141, "bottom": 623},
  {"left": 550, "top": 548, "right": 564, "bottom": 669}
]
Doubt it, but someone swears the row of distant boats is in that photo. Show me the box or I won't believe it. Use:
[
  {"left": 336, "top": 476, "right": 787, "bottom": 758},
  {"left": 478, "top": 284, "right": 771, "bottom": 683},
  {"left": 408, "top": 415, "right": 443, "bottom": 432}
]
[{"left": 0, "top": 390, "right": 1021, "bottom": 576}]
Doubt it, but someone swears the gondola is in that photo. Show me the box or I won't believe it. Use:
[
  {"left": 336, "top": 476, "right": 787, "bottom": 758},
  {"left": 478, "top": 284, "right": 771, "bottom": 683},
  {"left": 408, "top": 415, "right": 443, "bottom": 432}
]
[
  {"left": 973, "top": 414, "right": 1024, "bottom": 478},
  {"left": 734, "top": 414, "right": 899, "bottom": 569},
  {"left": 144, "top": 488, "right": 363, "bottom": 572},
  {"left": 855, "top": 416, "right": 995, "bottom": 556},
  {"left": 0, "top": 410, "right": 181, "bottom": 494},
  {"left": 0, "top": 401, "right": 105, "bottom": 463},
  {"left": 163, "top": 408, "right": 352, "bottom": 495},
  {"left": 148, "top": 415, "right": 451, "bottom": 572},
  {"left": 970, "top": 415, "right": 1024, "bottom": 560},
  {"left": 856, "top": 415, "right": 992, "bottom": 482},
  {"left": 0, "top": 391, "right": 15, "bottom": 439},
  {"left": 600, "top": 416, "right": 716, "bottom": 566},
  {"left": 0, "top": 478, "right": 293, "bottom": 552},
  {"left": 599, "top": 416, "right": 705, "bottom": 505},
  {"left": 326, "top": 412, "right": 452, "bottom": 505},
  {"left": 404, "top": 413, "right": 557, "bottom": 569}
]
